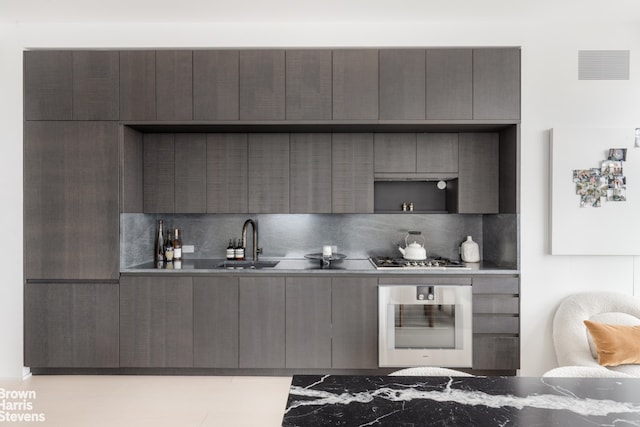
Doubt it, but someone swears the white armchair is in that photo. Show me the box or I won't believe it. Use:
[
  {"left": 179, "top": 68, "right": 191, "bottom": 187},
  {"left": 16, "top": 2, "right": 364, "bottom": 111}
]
[{"left": 551, "top": 291, "right": 640, "bottom": 377}]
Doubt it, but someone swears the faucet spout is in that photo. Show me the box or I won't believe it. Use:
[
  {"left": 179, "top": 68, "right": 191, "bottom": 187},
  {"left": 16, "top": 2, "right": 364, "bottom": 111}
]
[{"left": 242, "top": 219, "right": 262, "bottom": 261}]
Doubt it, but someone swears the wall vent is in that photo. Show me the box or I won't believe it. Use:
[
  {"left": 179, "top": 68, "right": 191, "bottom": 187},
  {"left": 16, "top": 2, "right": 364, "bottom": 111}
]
[{"left": 578, "top": 50, "right": 630, "bottom": 80}]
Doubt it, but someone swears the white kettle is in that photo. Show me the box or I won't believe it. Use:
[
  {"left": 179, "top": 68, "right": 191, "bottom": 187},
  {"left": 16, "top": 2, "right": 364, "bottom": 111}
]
[{"left": 398, "top": 231, "right": 427, "bottom": 260}]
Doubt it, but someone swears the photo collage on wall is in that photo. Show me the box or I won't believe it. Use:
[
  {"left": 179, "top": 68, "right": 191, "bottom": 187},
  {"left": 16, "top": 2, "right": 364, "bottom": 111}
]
[{"left": 573, "top": 148, "right": 627, "bottom": 208}]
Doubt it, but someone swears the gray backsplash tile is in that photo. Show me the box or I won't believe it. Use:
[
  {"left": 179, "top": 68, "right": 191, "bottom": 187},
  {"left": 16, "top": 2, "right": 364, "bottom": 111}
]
[{"left": 120, "top": 213, "right": 516, "bottom": 269}]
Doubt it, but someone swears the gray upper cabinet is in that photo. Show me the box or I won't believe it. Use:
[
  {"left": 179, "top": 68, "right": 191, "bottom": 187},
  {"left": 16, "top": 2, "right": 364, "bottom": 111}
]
[
  {"left": 24, "top": 282, "right": 119, "bottom": 368},
  {"left": 290, "top": 133, "right": 332, "bottom": 213},
  {"left": 248, "top": 133, "right": 290, "bottom": 213},
  {"left": 24, "top": 121, "right": 119, "bottom": 281},
  {"left": 426, "top": 49, "right": 473, "bottom": 120},
  {"left": 379, "top": 49, "right": 426, "bottom": 120},
  {"left": 333, "top": 50, "right": 379, "bottom": 120},
  {"left": 193, "top": 50, "right": 239, "bottom": 121},
  {"left": 174, "top": 134, "right": 207, "bottom": 213},
  {"left": 120, "top": 50, "right": 156, "bottom": 120},
  {"left": 473, "top": 48, "right": 521, "bottom": 120},
  {"left": 156, "top": 50, "right": 193, "bottom": 121},
  {"left": 332, "top": 133, "right": 374, "bottom": 213},
  {"left": 416, "top": 133, "right": 459, "bottom": 173},
  {"left": 286, "top": 50, "right": 332, "bottom": 120},
  {"left": 374, "top": 133, "right": 417, "bottom": 173},
  {"left": 143, "top": 134, "right": 175, "bottom": 213},
  {"left": 240, "top": 50, "right": 285, "bottom": 120},
  {"left": 457, "top": 132, "right": 499, "bottom": 213},
  {"left": 206, "top": 133, "right": 248, "bottom": 213},
  {"left": 239, "top": 277, "right": 286, "bottom": 369},
  {"left": 119, "top": 276, "right": 193, "bottom": 368},
  {"left": 72, "top": 51, "right": 119, "bottom": 120},
  {"left": 24, "top": 51, "right": 73, "bottom": 120}
]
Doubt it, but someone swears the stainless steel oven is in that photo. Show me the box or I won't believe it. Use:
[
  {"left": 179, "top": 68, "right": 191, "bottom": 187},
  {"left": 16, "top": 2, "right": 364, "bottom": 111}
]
[{"left": 379, "top": 283, "right": 472, "bottom": 368}]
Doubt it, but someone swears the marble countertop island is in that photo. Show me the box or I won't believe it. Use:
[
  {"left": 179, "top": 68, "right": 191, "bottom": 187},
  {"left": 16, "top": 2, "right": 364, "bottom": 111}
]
[{"left": 281, "top": 375, "right": 640, "bottom": 426}]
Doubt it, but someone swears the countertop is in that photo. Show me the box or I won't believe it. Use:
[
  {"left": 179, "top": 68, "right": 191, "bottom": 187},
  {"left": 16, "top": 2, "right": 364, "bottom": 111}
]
[
  {"left": 281, "top": 375, "right": 640, "bottom": 426},
  {"left": 120, "top": 257, "right": 519, "bottom": 275}
]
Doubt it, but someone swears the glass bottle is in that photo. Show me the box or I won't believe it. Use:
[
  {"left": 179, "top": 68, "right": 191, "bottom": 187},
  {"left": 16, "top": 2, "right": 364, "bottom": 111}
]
[
  {"left": 164, "top": 230, "right": 174, "bottom": 262},
  {"left": 234, "top": 237, "right": 244, "bottom": 260},
  {"left": 227, "top": 239, "right": 235, "bottom": 260},
  {"left": 173, "top": 228, "right": 183, "bottom": 261},
  {"left": 155, "top": 219, "right": 165, "bottom": 262}
]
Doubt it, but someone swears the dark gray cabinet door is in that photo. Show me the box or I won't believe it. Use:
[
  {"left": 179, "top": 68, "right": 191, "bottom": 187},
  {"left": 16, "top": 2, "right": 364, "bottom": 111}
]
[
  {"left": 72, "top": 51, "right": 119, "bottom": 120},
  {"left": 472, "top": 276, "right": 520, "bottom": 370},
  {"left": 332, "top": 50, "right": 379, "bottom": 120},
  {"left": 120, "top": 50, "right": 156, "bottom": 120},
  {"left": 119, "top": 276, "right": 193, "bottom": 368},
  {"left": 174, "top": 134, "right": 206, "bottom": 213},
  {"left": 239, "top": 50, "right": 285, "bottom": 120},
  {"left": 248, "top": 133, "right": 290, "bottom": 213},
  {"left": 416, "top": 133, "right": 459, "bottom": 173},
  {"left": 24, "top": 121, "right": 119, "bottom": 280},
  {"left": 206, "top": 133, "right": 249, "bottom": 213},
  {"left": 286, "top": 50, "right": 332, "bottom": 120},
  {"left": 290, "top": 133, "right": 332, "bottom": 213},
  {"left": 473, "top": 48, "right": 521, "bottom": 120},
  {"left": 426, "top": 49, "right": 473, "bottom": 120},
  {"left": 285, "top": 277, "right": 332, "bottom": 369},
  {"left": 193, "top": 50, "right": 239, "bottom": 120},
  {"left": 332, "top": 133, "right": 374, "bottom": 213},
  {"left": 24, "top": 282, "right": 119, "bottom": 368},
  {"left": 193, "top": 277, "right": 239, "bottom": 368},
  {"left": 156, "top": 50, "right": 193, "bottom": 121},
  {"left": 239, "top": 277, "right": 285, "bottom": 368},
  {"left": 331, "top": 277, "right": 378, "bottom": 369},
  {"left": 143, "top": 134, "right": 175, "bottom": 213},
  {"left": 374, "top": 133, "right": 417, "bottom": 173},
  {"left": 379, "top": 49, "right": 426, "bottom": 120},
  {"left": 457, "top": 133, "right": 499, "bottom": 213},
  {"left": 24, "top": 51, "right": 72, "bottom": 120}
]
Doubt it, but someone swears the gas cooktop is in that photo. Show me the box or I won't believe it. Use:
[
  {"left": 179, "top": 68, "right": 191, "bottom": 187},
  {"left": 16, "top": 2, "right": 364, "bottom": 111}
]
[{"left": 369, "top": 256, "right": 470, "bottom": 270}]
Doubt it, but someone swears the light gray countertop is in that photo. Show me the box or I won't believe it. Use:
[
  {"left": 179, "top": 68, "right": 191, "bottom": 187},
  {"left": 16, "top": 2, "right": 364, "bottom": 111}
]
[{"left": 121, "top": 257, "right": 518, "bottom": 275}]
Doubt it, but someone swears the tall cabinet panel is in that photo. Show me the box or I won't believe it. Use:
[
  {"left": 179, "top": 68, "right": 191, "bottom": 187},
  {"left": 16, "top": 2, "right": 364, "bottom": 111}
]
[
  {"left": 473, "top": 48, "right": 521, "bottom": 120},
  {"left": 120, "top": 50, "right": 156, "bottom": 120},
  {"left": 332, "top": 133, "right": 374, "bottom": 213},
  {"left": 24, "top": 282, "right": 119, "bottom": 368},
  {"left": 285, "top": 50, "right": 332, "bottom": 120},
  {"left": 119, "top": 276, "right": 193, "bottom": 368},
  {"left": 143, "top": 134, "right": 175, "bottom": 213},
  {"left": 457, "top": 133, "right": 499, "bottom": 213},
  {"left": 174, "top": 134, "right": 206, "bottom": 213},
  {"left": 239, "top": 50, "right": 285, "bottom": 120},
  {"left": 72, "top": 51, "right": 119, "bottom": 120},
  {"left": 332, "top": 50, "right": 379, "bottom": 120},
  {"left": 290, "top": 133, "right": 332, "bottom": 213},
  {"left": 24, "top": 51, "right": 73, "bottom": 120},
  {"left": 248, "top": 133, "right": 290, "bottom": 213},
  {"left": 206, "top": 133, "right": 248, "bottom": 213},
  {"left": 193, "top": 50, "right": 239, "bottom": 120},
  {"left": 156, "top": 50, "right": 193, "bottom": 121},
  {"left": 426, "top": 49, "right": 473, "bottom": 120},
  {"left": 24, "top": 121, "right": 119, "bottom": 280},
  {"left": 379, "top": 49, "right": 426, "bottom": 120}
]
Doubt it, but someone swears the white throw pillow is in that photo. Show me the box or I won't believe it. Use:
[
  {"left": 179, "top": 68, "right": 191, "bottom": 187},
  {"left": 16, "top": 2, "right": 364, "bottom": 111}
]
[{"left": 586, "top": 312, "right": 640, "bottom": 359}]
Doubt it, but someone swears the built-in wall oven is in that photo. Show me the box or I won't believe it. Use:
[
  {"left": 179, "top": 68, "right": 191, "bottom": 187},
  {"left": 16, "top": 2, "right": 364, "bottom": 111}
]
[{"left": 379, "top": 280, "right": 472, "bottom": 368}]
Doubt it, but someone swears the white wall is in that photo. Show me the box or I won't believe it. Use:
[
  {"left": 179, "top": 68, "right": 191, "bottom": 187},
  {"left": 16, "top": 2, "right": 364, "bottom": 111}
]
[{"left": 1, "top": 15, "right": 639, "bottom": 378}]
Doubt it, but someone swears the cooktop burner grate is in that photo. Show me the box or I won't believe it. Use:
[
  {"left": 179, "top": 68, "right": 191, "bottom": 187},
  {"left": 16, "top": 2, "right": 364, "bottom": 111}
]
[{"left": 369, "top": 256, "right": 469, "bottom": 269}]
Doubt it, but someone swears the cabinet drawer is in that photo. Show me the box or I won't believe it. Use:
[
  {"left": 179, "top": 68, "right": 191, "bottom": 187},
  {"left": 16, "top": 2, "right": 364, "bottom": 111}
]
[
  {"left": 472, "top": 277, "right": 519, "bottom": 294},
  {"left": 473, "top": 295, "right": 519, "bottom": 314},
  {"left": 473, "top": 315, "right": 519, "bottom": 334}
]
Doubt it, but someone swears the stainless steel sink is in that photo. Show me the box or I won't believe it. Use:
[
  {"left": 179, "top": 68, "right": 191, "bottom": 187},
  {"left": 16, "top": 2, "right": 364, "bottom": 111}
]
[{"left": 215, "top": 260, "right": 280, "bottom": 269}]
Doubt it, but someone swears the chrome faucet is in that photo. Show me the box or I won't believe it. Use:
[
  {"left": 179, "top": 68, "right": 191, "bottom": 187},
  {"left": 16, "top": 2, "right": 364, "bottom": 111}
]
[{"left": 242, "top": 219, "right": 262, "bottom": 261}]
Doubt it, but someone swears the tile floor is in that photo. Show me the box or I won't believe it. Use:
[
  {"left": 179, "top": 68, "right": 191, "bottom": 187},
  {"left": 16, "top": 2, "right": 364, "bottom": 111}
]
[{"left": 0, "top": 375, "right": 292, "bottom": 427}]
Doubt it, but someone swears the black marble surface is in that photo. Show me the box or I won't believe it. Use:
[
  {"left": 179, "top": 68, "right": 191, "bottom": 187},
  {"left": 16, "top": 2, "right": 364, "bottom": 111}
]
[{"left": 281, "top": 375, "right": 640, "bottom": 426}]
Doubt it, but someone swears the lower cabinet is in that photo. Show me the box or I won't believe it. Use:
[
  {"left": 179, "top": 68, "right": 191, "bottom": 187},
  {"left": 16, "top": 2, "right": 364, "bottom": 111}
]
[
  {"left": 331, "top": 277, "right": 379, "bottom": 369},
  {"left": 24, "top": 282, "right": 119, "bottom": 368},
  {"left": 472, "top": 276, "right": 520, "bottom": 371},
  {"left": 119, "top": 276, "right": 193, "bottom": 368}
]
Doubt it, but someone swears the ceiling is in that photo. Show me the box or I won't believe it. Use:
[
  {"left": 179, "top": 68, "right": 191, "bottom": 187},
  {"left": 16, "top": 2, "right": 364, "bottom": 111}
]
[{"left": 2, "top": 0, "right": 639, "bottom": 24}]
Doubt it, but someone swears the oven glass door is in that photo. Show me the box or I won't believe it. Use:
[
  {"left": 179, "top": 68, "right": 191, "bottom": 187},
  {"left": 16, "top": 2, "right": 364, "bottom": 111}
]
[{"left": 394, "top": 303, "right": 456, "bottom": 349}]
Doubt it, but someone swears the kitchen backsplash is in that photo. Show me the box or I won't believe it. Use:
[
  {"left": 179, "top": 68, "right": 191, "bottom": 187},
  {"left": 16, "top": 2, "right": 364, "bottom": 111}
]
[{"left": 120, "top": 213, "right": 517, "bottom": 269}]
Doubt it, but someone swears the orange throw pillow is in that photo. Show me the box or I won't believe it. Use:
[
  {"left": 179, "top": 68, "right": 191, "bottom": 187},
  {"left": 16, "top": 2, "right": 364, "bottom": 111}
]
[{"left": 584, "top": 320, "right": 640, "bottom": 366}]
